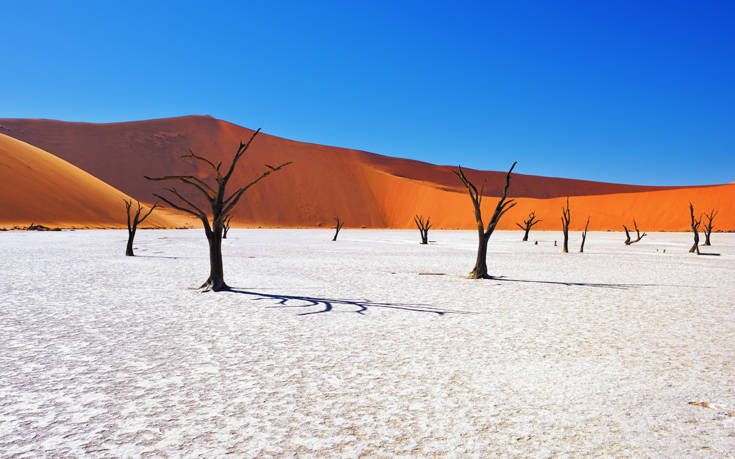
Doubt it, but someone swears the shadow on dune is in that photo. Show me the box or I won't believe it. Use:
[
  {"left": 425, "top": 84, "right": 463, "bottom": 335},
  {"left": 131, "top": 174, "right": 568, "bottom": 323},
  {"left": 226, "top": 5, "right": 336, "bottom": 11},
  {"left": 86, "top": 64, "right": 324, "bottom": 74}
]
[{"left": 227, "top": 289, "right": 472, "bottom": 316}]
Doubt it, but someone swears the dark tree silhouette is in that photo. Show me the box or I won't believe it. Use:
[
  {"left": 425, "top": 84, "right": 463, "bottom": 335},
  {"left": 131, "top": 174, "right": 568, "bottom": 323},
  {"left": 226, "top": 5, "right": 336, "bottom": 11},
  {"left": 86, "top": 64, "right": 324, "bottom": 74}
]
[
  {"left": 561, "top": 198, "right": 571, "bottom": 253},
  {"left": 454, "top": 162, "right": 516, "bottom": 279},
  {"left": 703, "top": 208, "right": 717, "bottom": 246},
  {"left": 689, "top": 203, "right": 702, "bottom": 255},
  {"left": 580, "top": 216, "right": 590, "bottom": 253},
  {"left": 623, "top": 219, "right": 646, "bottom": 245},
  {"left": 145, "top": 129, "right": 291, "bottom": 291},
  {"left": 222, "top": 215, "right": 232, "bottom": 239},
  {"left": 516, "top": 210, "right": 541, "bottom": 242},
  {"left": 26, "top": 223, "right": 61, "bottom": 231},
  {"left": 124, "top": 199, "right": 158, "bottom": 256},
  {"left": 332, "top": 217, "right": 345, "bottom": 241},
  {"left": 414, "top": 214, "right": 431, "bottom": 244}
]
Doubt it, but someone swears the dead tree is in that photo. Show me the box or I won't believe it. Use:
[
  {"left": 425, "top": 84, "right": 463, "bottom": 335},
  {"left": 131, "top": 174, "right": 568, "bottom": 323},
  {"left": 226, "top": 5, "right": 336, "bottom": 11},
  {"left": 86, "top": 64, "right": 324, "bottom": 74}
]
[
  {"left": 414, "top": 215, "right": 431, "bottom": 244},
  {"left": 516, "top": 211, "right": 541, "bottom": 241},
  {"left": 27, "top": 223, "right": 61, "bottom": 231},
  {"left": 222, "top": 215, "right": 232, "bottom": 239},
  {"left": 561, "top": 197, "right": 571, "bottom": 253},
  {"left": 454, "top": 162, "right": 516, "bottom": 279},
  {"left": 703, "top": 208, "right": 717, "bottom": 246},
  {"left": 331, "top": 217, "right": 345, "bottom": 241},
  {"left": 689, "top": 203, "right": 702, "bottom": 254},
  {"left": 579, "top": 216, "right": 590, "bottom": 253},
  {"left": 145, "top": 129, "right": 291, "bottom": 291},
  {"left": 623, "top": 219, "right": 646, "bottom": 245},
  {"left": 124, "top": 199, "right": 158, "bottom": 256}
]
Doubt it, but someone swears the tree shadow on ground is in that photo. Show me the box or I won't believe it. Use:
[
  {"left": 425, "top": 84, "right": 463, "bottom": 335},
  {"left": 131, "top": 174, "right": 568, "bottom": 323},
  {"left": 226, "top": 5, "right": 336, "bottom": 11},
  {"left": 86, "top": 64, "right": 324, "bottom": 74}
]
[
  {"left": 490, "top": 276, "right": 693, "bottom": 289},
  {"left": 227, "top": 289, "right": 473, "bottom": 316}
]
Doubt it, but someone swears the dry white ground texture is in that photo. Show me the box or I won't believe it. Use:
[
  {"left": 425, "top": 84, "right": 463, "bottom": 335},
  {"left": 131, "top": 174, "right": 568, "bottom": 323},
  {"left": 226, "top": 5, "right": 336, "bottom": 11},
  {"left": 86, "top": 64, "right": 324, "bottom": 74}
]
[{"left": 1, "top": 229, "right": 734, "bottom": 456}]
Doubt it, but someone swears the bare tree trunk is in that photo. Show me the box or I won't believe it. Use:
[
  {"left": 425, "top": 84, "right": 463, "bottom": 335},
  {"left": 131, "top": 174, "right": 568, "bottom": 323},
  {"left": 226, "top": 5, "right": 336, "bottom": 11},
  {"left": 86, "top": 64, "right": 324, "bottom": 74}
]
[
  {"left": 561, "top": 198, "right": 570, "bottom": 253},
  {"left": 690, "top": 229, "right": 700, "bottom": 254},
  {"left": 623, "top": 220, "right": 646, "bottom": 245},
  {"left": 332, "top": 217, "right": 344, "bottom": 241},
  {"left": 580, "top": 216, "right": 590, "bottom": 253},
  {"left": 471, "top": 234, "right": 490, "bottom": 278},
  {"left": 124, "top": 199, "right": 157, "bottom": 257},
  {"left": 516, "top": 211, "right": 541, "bottom": 242},
  {"left": 455, "top": 162, "right": 516, "bottom": 279},
  {"left": 222, "top": 215, "right": 232, "bottom": 239},
  {"left": 414, "top": 215, "right": 431, "bottom": 244},
  {"left": 146, "top": 129, "right": 291, "bottom": 291},
  {"left": 204, "top": 229, "right": 228, "bottom": 291},
  {"left": 703, "top": 209, "right": 717, "bottom": 246},
  {"left": 125, "top": 237, "right": 135, "bottom": 256},
  {"left": 689, "top": 203, "right": 702, "bottom": 255},
  {"left": 623, "top": 226, "right": 631, "bottom": 245}
]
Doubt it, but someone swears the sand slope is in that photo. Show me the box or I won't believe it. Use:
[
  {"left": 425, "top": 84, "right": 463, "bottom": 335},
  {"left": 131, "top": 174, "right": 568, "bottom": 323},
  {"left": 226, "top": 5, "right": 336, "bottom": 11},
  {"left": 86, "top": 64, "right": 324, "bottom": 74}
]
[
  {"left": 0, "top": 116, "right": 731, "bottom": 230},
  {"left": 0, "top": 134, "right": 173, "bottom": 228},
  {"left": 367, "top": 166, "right": 735, "bottom": 231}
]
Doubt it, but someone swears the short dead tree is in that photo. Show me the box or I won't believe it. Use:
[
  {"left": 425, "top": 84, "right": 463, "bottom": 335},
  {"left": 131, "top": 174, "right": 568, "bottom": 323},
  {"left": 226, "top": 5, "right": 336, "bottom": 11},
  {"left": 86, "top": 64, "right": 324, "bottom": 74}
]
[
  {"left": 146, "top": 129, "right": 291, "bottom": 291},
  {"left": 124, "top": 199, "right": 158, "bottom": 256},
  {"left": 623, "top": 219, "right": 646, "bottom": 245},
  {"left": 222, "top": 215, "right": 232, "bottom": 239},
  {"left": 516, "top": 211, "right": 541, "bottom": 242},
  {"left": 26, "top": 223, "right": 61, "bottom": 231},
  {"left": 579, "top": 216, "right": 590, "bottom": 253},
  {"left": 454, "top": 162, "right": 517, "bottom": 279},
  {"left": 560, "top": 197, "right": 571, "bottom": 253},
  {"left": 689, "top": 203, "right": 703, "bottom": 255},
  {"left": 703, "top": 208, "right": 717, "bottom": 246},
  {"left": 414, "top": 215, "right": 431, "bottom": 244},
  {"left": 332, "top": 217, "right": 345, "bottom": 241}
]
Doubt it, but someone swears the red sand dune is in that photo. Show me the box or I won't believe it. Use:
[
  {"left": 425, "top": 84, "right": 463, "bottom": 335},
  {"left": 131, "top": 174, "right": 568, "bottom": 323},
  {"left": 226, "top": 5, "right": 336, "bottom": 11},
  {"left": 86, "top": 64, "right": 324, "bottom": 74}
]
[
  {"left": 368, "top": 165, "right": 735, "bottom": 231},
  {"left": 0, "top": 115, "right": 732, "bottom": 231},
  {"left": 0, "top": 134, "right": 175, "bottom": 228}
]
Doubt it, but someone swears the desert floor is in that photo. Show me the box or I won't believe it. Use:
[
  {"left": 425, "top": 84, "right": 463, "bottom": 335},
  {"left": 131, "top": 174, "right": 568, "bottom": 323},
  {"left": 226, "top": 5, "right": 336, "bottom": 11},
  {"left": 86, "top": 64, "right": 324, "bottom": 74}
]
[{"left": 1, "top": 229, "right": 734, "bottom": 456}]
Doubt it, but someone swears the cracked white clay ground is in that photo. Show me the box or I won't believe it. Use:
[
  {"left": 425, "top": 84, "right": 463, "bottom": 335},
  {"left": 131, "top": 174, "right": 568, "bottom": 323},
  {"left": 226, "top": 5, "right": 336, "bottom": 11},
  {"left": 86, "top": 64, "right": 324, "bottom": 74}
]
[{"left": 1, "top": 229, "right": 734, "bottom": 456}]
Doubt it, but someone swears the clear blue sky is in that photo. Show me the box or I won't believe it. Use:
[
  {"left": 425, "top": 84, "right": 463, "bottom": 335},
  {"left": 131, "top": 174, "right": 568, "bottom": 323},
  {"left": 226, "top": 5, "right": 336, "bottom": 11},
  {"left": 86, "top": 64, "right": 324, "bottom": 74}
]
[{"left": 2, "top": 1, "right": 733, "bottom": 185}]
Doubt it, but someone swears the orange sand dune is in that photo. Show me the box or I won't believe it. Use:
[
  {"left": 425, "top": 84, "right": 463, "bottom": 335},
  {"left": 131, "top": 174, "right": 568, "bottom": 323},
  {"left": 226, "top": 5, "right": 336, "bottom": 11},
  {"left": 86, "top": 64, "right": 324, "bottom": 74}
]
[
  {"left": 0, "top": 134, "right": 175, "bottom": 228},
  {"left": 0, "top": 116, "right": 731, "bottom": 230},
  {"left": 367, "top": 165, "right": 735, "bottom": 231}
]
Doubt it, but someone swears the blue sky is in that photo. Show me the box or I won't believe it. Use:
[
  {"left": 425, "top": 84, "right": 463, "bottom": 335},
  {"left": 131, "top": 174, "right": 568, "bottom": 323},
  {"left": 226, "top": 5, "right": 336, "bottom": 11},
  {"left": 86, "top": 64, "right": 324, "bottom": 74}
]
[{"left": 2, "top": 1, "right": 733, "bottom": 185}]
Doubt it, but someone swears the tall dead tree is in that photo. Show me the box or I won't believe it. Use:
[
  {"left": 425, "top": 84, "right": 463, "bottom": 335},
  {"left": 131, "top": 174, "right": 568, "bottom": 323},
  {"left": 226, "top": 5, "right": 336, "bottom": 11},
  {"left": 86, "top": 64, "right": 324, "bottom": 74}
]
[
  {"left": 454, "top": 162, "right": 516, "bottom": 279},
  {"left": 560, "top": 197, "right": 570, "bottom": 253},
  {"left": 222, "top": 215, "right": 232, "bottom": 239},
  {"left": 124, "top": 199, "right": 158, "bottom": 256},
  {"left": 414, "top": 215, "right": 431, "bottom": 244},
  {"left": 145, "top": 129, "right": 291, "bottom": 291},
  {"left": 332, "top": 217, "right": 344, "bottom": 241},
  {"left": 516, "top": 211, "right": 541, "bottom": 242},
  {"left": 689, "top": 203, "right": 702, "bottom": 255},
  {"left": 703, "top": 208, "right": 717, "bottom": 246},
  {"left": 579, "top": 216, "right": 590, "bottom": 253},
  {"left": 623, "top": 219, "right": 646, "bottom": 245}
]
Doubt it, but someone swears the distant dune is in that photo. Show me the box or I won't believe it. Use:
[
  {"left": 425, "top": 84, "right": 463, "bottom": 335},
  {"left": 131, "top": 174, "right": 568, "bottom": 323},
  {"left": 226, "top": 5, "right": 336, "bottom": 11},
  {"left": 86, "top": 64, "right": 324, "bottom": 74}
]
[
  {"left": 0, "top": 116, "right": 732, "bottom": 230},
  {"left": 0, "top": 134, "right": 175, "bottom": 228},
  {"left": 370, "top": 167, "right": 735, "bottom": 231}
]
